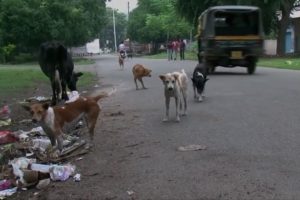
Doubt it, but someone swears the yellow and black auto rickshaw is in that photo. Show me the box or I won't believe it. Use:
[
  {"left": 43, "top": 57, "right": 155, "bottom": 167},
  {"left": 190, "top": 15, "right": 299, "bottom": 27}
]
[{"left": 197, "top": 6, "right": 264, "bottom": 74}]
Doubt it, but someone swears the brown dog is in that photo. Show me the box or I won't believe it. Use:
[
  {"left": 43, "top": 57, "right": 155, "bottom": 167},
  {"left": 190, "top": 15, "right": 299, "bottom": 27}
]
[
  {"left": 132, "top": 64, "right": 152, "bottom": 90},
  {"left": 119, "top": 52, "right": 126, "bottom": 70},
  {"left": 24, "top": 93, "right": 108, "bottom": 151}
]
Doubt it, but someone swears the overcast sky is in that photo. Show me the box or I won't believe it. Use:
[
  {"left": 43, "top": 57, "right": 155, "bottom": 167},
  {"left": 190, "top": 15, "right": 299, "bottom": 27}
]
[{"left": 106, "top": 0, "right": 138, "bottom": 14}]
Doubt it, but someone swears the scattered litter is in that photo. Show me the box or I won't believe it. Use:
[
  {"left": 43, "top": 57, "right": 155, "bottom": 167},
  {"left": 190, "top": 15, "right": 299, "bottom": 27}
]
[
  {"left": 177, "top": 144, "right": 207, "bottom": 152},
  {"left": 29, "top": 163, "right": 52, "bottom": 173},
  {"left": 0, "top": 180, "right": 12, "bottom": 191},
  {"left": 127, "top": 190, "right": 135, "bottom": 196},
  {"left": 94, "top": 84, "right": 99, "bottom": 88},
  {"left": 31, "top": 138, "right": 51, "bottom": 152},
  {"left": 18, "top": 119, "right": 32, "bottom": 124},
  {"left": 0, "top": 119, "right": 11, "bottom": 127},
  {"left": 0, "top": 98, "right": 94, "bottom": 198},
  {"left": 36, "top": 178, "right": 50, "bottom": 190},
  {"left": 26, "top": 96, "right": 51, "bottom": 103},
  {"left": 108, "top": 111, "right": 124, "bottom": 117},
  {"left": 75, "top": 157, "right": 83, "bottom": 161},
  {"left": 49, "top": 164, "right": 76, "bottom": 181},
  {"left": 66, "top": 91, "right": 80, "bottom": 103},
  {"left": 0, "top": 187, "right": 17, "bottom": 198},
  {"left": 73, "top": 173, "right": 81, "bottom": 182},
  {"left": 13, "top": 126, "right": 46, "bottom": 141},
  {"left": 0, "top": 131, "right": 18, "bottom": 145}
]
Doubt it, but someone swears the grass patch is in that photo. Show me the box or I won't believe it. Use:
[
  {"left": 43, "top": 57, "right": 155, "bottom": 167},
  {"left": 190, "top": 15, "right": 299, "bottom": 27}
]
[
  {"left": 258, "top": 58, "right": 300, "bottom": 70},
  {"left": 0, "top": 67, "right": 47, "bottom": 95},
  {"left": 73, "top": 57, "right": 95, "bottom": 65},
  {"left": 0, "top": 66, "right": 96, "bottom": 96}
]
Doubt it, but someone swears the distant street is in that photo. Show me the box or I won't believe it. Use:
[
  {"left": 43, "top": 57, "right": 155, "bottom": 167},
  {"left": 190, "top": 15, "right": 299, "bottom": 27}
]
[{"left": 48, "top": 54, "right": 300, "bottom": 200}]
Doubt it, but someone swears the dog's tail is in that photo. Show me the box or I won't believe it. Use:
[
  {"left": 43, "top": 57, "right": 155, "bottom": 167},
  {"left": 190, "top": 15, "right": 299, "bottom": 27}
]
[{"left": 92, "top": 88, "right": 116, "bottom": 102}]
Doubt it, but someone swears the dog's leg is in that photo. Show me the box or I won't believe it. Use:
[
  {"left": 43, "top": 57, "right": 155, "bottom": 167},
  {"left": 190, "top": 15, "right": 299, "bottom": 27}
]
[
  {"left": 134, "top": 77, "right": 139, "bottom": 90},
  {"left": 175, "top": 97, "right": 180, "bottom": 122},
  {"left": 193, "top": 84, "right": 197, "bottom": 99},
  {"left": 56, "top": 134, "right": 64, "bottom": 152},
  {"left": 182, "top": 90, "right": 188, "bottom": 116},
  {"left": 86, "top": 109, "right": 100, "bottom": 148},
  {"left": 139, "top": 78, "right": 147, "bottom": 89},
  {"left": 163, "top": 96, "right": 170, "bottom": 122}
]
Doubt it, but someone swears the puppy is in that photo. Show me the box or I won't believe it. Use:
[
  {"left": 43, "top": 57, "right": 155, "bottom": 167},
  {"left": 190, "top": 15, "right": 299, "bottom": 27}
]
[
  {"left": 191, "top": 63, "right": 209, "bottom": 102},
  {"left": 159, "top": 69, "right": 188, "bottom": 122},
  {"left": 132, "top": 64, "right": 152, "bottom": 90},
  {"left": 24, "top": 93, "right": 108, "bottom": 152},
  {"left": 119, "top": 52, "right": 126, "bottom": 70}
]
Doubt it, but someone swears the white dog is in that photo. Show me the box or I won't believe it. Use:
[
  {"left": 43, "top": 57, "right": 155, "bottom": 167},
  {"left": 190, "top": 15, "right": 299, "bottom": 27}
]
[{"left": 159, "top": 69, "right": 188, "bottom": 122}]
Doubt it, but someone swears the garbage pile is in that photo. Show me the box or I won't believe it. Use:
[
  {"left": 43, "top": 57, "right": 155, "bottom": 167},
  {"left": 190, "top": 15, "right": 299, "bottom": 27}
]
[{"left": 0, "top": 99, "right": 88, "bottom": 199}]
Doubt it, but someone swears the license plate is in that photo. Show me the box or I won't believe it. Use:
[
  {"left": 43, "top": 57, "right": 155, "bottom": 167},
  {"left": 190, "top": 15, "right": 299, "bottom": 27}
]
[{"left": 231, "top": 51, "right": 242, "bottom": 59}]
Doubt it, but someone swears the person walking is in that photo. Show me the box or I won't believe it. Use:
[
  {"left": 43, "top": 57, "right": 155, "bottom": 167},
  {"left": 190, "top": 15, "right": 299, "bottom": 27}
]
[
  {"left": 167, "top": 41, "right": 173, "bottom": 61},
  {"left": 179, "top": 39, "right": 186, "bottom": 60},
  {"left": 172, "top": 39, "right": 179, "bottom": 60}
]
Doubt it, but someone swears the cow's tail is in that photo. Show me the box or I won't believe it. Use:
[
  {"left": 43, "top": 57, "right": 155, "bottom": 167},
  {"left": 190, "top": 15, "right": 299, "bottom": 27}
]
[{"left": 55, "top": 70, "right": 62, "bottom": 97}]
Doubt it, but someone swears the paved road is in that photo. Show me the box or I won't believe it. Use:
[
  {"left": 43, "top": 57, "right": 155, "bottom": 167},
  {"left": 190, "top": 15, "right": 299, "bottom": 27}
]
[{"left": 52, "top": 55, "right": 300, "bottom": 200}]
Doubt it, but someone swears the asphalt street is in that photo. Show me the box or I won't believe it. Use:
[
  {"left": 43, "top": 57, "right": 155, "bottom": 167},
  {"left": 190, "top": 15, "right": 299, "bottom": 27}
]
[{"left": 67, "top": 54, "right": 300, "bottom": 200}]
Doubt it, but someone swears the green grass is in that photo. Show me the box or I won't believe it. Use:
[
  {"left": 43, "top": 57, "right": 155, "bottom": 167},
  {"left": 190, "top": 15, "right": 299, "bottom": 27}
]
[
  {"left": 0, "top": 67, "right": 47, "bottom": 94},
  {"left": 0, "top": 66, "right": 95, "bottom": 96},
  {"left": 73, "top": 57, "right": 95, "bottom": 65},
  {"left": 258, "top": 58, "right": 300, "bottom": 70}
]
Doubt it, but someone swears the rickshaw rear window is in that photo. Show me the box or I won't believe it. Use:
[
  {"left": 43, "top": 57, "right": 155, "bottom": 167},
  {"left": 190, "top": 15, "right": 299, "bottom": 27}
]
[{"left": 214, "top": 10, "right": 259, "bottom": 36}]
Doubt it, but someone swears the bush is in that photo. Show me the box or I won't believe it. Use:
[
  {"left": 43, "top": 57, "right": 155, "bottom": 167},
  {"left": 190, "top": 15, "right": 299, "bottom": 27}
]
[{"left": 12, "top": 53, "right": 36, "bottom": 64}]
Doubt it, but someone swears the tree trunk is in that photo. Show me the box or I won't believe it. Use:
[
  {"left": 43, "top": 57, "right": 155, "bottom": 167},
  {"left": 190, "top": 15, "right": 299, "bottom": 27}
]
[{"left": 276, "top": 1, "right": 294, "bottom": 56}]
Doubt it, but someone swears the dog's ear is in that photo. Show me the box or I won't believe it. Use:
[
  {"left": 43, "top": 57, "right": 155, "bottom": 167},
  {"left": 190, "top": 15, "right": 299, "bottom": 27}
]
[
  {"left": 159, "top": 75, "right": 166, "bottom": 81},
  {"left": 22, "top": 104, "right": 31, "bottom": 111},
  {"left": 75, "top": 72, "right": 83, "bottom": 77},
  {"left": 42, "top": 103, "right": 49, "bottom": 110},
  {"left": 172, "top": 73, "right": 179, "bottom": 80}
]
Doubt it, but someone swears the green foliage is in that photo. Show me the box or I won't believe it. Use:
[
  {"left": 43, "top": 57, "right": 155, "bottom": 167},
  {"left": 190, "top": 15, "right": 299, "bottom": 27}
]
[
  {"left": 0, "top": 0, "right": 107, "bottom": 57},
  {"left": 1, "top": 44, "right": 16, "bottom": 63},
  {"left": 100, "top": 8, "right": 127, "bottom": 50},
  {"left": 127, "top": 0, "right": 192, "bottom": 44}
]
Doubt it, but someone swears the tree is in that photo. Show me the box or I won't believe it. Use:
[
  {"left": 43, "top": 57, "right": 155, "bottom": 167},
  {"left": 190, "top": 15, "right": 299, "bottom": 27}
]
[
  {"left": 100, "top": 8, "right": 127, "bottom": 50},
  {"left": 127, "top": 0, "right": 192, "bottom": 52},
  {"left": 0, "top": 0, "right": 107, "bottom": 54}
]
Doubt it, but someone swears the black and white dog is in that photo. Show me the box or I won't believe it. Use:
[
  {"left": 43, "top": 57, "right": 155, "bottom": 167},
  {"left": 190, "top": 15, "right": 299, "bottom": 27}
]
[{"left": 191, "top": 63, "right": 209, "bottom": 102}]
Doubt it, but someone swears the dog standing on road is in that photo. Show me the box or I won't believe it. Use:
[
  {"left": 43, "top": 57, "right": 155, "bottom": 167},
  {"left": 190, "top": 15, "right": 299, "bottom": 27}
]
[
  {"left": 119, "top": 51, "right": 126, "bottom": 70},
  {"left": 132, "top": 64, "right": 152, "bottom": 90},
  {"left": 24, "top": 93, "right": 108, "bottom": 152},
  {"left": 191, "top": 63, "right": 209, "bottom": 102},
  {"left": 159, "top": 69, "right": 188, "bottom": 122}
]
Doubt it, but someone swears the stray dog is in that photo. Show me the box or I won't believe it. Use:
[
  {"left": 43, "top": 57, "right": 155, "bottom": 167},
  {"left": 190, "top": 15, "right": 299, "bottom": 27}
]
[
  {"left": 119, "top": 51, "right": 126, "bottom": 70},
  {"left": 191, "top": 63, "right": 209, "bottom": 102},
  {"left": 24, "top": 93, "right": 108, "bottom": 152},
  {"left": 132, "top": 64, "right": 152, "bottom": 90},
  {"left": 159, "top": 69, "right": 188, "bottom": 122}
]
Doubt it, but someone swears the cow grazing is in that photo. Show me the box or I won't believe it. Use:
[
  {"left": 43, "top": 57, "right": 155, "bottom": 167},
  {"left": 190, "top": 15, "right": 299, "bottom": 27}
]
[{"left": 39, "top": 41, "right": 83, "bottom": 105}]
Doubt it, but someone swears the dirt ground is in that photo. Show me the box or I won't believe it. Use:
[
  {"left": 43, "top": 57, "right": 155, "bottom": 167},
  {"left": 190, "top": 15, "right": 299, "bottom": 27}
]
[{"left": 1, "top": 79, "right": 123, "bottom": 200}]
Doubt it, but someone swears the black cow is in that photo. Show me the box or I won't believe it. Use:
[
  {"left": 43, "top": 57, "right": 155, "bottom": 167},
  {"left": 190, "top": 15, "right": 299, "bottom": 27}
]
[{"left": 39, "top": 41, "right": 83, "bottom": 105}]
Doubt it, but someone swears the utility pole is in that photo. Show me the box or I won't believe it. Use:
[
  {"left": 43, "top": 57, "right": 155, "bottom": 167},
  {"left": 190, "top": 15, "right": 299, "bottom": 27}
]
[
  {"left": 127, "top": 1, "right": 130, "bottom": 20},
  {"left": 112, "top": 8, "right": 117, "bottom": 53}
]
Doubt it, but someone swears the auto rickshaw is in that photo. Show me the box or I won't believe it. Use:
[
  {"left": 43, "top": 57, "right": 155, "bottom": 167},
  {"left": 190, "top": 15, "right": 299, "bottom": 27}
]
[{"left": 197, "top": 6, "right": 264, "bottom": 74}]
